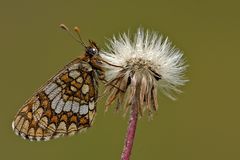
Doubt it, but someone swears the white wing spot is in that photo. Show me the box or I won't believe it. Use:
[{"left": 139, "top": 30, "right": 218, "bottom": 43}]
[
  {"left": 81, "top": 84, "right": 89, "bottom": 94},
  {"left": 89, "top": 101, "right": 95, "bottom": 110},
  {"left": 57, "top": 79, "right": 64, "bottom": 85},
  {"left": 70, "top": 86, "right": 77, "bottom": 92},
  {"left": 45, "top": 83, "right": 58, "bottom": 95},
  {"left": 55, "top": 99, "right": 65, "bottom": 114},
  {"left": 48, "top": 87, "right": 61, "bottom": 100},
  {"left": 71, "top": 101, "right": 80, "bottom": 113},
  {"left": 51, "top": 94, "right": 61, "bottom": 109},
  {"left": 63, "top": 100, "right": 72, "bottom": 112},
  {"left": 69, "top": 70, "right": 80, "bottom": 79},
  {"left": 68, "top": 63, "right": 79, "bottom": 71},
  {"left": 76, "top": 77, "right": 83, "bottom": 83},
  {"left": 79, "top": 104, "right": 88, "bottom": 115}
]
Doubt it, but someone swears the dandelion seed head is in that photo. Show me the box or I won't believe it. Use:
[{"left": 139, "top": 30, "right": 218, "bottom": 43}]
[{"left": 100, "top": 28, "right": 188, "bottom": 114}]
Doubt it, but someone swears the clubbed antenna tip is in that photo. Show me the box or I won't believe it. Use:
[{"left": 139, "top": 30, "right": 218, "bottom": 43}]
[
  {"left": 59, "top": 24, "right": 69, "bottom": 31},
  {"left": 59, "top": 24, "right": 86, "bottom": 47},
  {"left": 74, "top": 26, "right": 80, "bottom": 33}
]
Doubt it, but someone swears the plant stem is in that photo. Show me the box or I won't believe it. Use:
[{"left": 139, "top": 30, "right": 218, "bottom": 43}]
[{"left": 121, "top": 90, "right": 139, "bottom": 160}]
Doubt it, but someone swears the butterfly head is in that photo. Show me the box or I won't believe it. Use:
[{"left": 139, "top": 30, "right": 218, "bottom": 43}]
[
  {"left": 86, "top": 40, "right": 99, "bottom": 57},
  {"left": 59, "top": 24, "right": 103, "bottom": 75},
  {"left": 60, "top": 24, "right": 99, "bottom": 56}
]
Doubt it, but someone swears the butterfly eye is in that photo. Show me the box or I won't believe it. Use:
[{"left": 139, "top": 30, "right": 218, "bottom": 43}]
[{"left": 86, "top": 47, "right": 98, "bottom": 56}]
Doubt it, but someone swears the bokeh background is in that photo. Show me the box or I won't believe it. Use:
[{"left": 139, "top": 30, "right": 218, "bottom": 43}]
[{"left": 0, "top": 0, "right": 239, "bottom": 160}]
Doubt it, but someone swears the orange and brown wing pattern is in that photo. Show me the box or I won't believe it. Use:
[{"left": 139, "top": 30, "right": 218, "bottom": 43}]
[{"left": 12, "top": 58, "right": 98, "bottom": 141}]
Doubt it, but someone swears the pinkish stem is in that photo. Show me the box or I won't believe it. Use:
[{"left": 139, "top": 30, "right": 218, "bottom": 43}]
[{"left": 121, "top": 94, "right": 139, "bottom": 160}]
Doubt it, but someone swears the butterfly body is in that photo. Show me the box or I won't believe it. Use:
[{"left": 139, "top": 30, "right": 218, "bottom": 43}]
[{"left": 12, "top": 41, "right": 104, "bottom": 141}]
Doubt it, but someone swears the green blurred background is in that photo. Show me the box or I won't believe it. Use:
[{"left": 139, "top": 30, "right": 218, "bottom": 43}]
[{"left": 0, "top": 0, "right": 239, "bottom": 159}]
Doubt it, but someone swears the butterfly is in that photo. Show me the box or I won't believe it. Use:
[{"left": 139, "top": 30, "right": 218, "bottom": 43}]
[{"left": 12, "top": 24, "right": 105, "bottom": 141}]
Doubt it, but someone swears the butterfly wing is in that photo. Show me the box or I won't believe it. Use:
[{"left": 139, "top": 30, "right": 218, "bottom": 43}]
[{"left": 12, "top": 58, "right": 98, "bottom": 141}]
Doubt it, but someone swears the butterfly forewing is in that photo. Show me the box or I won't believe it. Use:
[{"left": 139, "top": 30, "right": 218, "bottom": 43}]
[{"left": 12, "top": 58, "right": 98, "bottom": 141}]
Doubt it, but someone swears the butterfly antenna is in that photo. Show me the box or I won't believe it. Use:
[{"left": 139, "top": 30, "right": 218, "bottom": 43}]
[
  {"left": 59, "top": 24, "right": 86, "bottom": 48},
  {"left": 74, "top": 26, "right": 87, "bottom": 47}
]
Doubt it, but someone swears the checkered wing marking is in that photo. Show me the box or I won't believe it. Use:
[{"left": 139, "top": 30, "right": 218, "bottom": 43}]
[{"left": 12, "top": 58, "right": 98, "bottom": 141}]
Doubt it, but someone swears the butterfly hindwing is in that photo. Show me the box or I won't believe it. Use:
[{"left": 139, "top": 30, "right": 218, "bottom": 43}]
[{"left": 12, "top": 58, "right": 98, "bottom": 141}]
